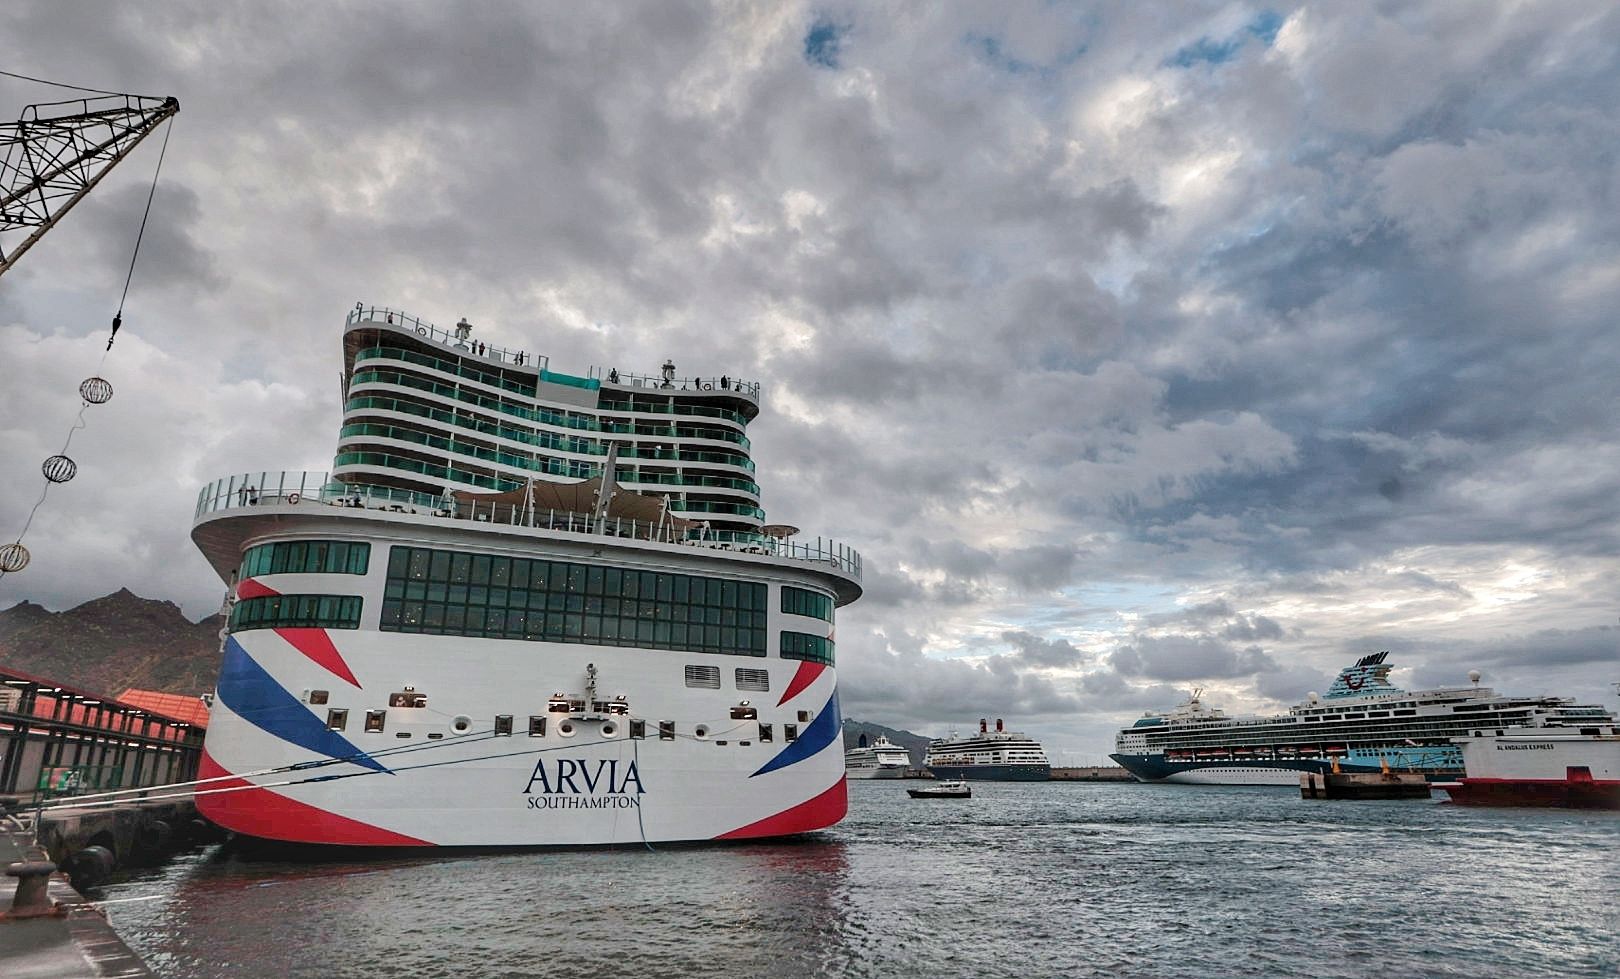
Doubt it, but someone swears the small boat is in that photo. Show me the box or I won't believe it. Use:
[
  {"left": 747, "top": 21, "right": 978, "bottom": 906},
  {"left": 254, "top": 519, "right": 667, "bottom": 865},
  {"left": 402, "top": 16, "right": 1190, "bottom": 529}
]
[{"left": 908, "top": 779, "right": 971, "bottom": 799}]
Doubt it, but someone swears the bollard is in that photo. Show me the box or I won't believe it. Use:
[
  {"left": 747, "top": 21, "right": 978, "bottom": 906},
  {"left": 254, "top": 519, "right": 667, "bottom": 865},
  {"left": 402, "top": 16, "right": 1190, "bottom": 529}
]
[{"left": 3, "top": 859, "right": 62, "bottom": 920}]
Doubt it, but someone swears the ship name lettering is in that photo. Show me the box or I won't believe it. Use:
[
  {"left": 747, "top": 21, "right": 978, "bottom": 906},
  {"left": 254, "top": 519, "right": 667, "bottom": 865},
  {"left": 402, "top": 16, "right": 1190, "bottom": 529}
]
[
  {"left": 1495, "top": 744, "right": 1555, "bottom": 751},
  {"left": 523, "top": 757, "right": 646, "bottom": 796}
]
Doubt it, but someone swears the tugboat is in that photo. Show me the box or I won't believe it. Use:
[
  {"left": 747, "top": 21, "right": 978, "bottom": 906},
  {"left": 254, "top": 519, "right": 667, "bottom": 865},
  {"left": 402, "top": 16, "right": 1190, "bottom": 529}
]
[{"left": 908, "top": 779, "right": 971, "bottom": 799}]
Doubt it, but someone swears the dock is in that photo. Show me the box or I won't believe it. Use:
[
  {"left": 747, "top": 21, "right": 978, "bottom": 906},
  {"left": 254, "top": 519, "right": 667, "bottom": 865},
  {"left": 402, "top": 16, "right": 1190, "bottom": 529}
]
[
  {"left": 1299, "top": 770, "right": 1432, "bottom": 800},
  {"left": 1049, "top": 766, "right": 1135, "bottom": 782},
  {"left": 1, "top": 665, "right": 210, "bottom": 976}
]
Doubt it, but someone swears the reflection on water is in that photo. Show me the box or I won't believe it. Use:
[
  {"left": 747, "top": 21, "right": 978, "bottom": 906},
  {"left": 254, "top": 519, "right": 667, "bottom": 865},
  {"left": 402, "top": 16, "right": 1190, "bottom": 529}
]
[{"left": 101, "top": 782, "right": 1619, "bottom": 979}]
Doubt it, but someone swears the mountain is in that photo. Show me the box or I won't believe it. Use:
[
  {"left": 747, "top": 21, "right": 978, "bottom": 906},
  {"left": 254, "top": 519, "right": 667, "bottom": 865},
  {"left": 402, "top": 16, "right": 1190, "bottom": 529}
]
[
  {"left": 843, "top": 718, "right": 931, "bottom": 767},
  {"left": 0, "top": 589, "right": 224, "bottom": 699}
]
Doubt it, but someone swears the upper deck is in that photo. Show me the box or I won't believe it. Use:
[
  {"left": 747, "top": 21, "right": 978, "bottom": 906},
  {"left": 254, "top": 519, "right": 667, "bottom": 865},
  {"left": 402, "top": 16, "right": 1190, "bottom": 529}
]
[
  {"left": 343, "top": 304, "right": 762, "bottom": 415},
  {"left": 191, "top": 470, "right": 862, "bottom": 605}
]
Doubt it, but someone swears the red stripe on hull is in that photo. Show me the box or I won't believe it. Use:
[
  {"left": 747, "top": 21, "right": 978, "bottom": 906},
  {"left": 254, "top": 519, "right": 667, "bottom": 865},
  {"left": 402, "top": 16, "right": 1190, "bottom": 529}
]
[
  {"left": 1442, "top": 777, "right": 1620, "bottom": 810},
  {"left": 235, "top": 577, "right": 276, "bottom": 600},
  {"left": 716, "top": 776, "right": 847, "bottom": 839},
  {"left": 776, "top": 661, "right": 825, "bottom": 706},
  {"left": 195, "top": 751, "right": 432, "bottom": 846},
  {"left": 275, "top": 627, "right": 362, "bottom": 687}
]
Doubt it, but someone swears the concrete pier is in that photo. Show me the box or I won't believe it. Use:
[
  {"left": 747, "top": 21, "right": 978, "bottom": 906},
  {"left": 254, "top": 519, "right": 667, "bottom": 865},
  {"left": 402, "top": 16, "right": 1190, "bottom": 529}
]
[{"left": 0, "top": 796, "right": 203, "bottom": 977}]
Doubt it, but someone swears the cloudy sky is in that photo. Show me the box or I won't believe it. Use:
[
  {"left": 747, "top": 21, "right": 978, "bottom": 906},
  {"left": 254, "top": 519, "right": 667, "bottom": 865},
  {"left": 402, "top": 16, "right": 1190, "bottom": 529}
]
[{"left": 2, "top": 2, "right": 1616, "bottom": 759}]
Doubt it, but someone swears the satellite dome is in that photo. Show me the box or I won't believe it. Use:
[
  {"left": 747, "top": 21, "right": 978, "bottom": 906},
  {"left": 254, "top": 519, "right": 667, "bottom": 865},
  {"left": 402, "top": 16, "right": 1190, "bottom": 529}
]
[
  {"left": 1306, "top": 691, "right": 1320, "bottom": 704},
  {"left": 1468, "top": 669, "right": 1482, "bottom": 684}
]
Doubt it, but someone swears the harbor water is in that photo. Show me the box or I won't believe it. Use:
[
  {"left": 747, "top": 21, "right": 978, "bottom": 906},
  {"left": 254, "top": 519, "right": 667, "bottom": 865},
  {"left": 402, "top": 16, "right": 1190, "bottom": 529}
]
[{"left": 97, "top": 781, "right": 1618, "bottom": 978}]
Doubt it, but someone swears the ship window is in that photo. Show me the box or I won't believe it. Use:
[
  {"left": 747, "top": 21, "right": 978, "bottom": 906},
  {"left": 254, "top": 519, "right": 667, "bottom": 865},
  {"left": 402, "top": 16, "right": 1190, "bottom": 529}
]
[
  {"left": 629, "top": 719, "right": 646, "bottom": 739},
  {"left": 239, "top": 540, "right": 372, "bottom": 579},
  {"left": 229, "top": 594, "right": 363, "bottom": 633},
  {"left": 684, "top": 665, "right": 721, "bottom": 689},
  {"left": 730, "top": 705, "right": 758, "bottom": 720},
  {"left": 365, "top": 709, "right": 386, "bottom": 733},
  {"left": 378, "top": 545, "right": 767, "bottom": 656},
  {"left": 758, "top": 723, "right": 773, "bottom": 743},
  {"left": 658, "top": 720, "right": 675, "bottom": 740},
  {"left": 528, "top": 716, "right": 546, "bottom": 736},
  {"left": 308, "top": 690, "right": 329, "bottom": 705},
  {"left": 495, "top": 714, "right": 513, "bottom": 736},
  {"left": 326, "top": 709, "right": 348, "bottom": 731},
  {"left": 780, "top": 586, "right": 834, "bottom": 622},
  {"left": 735, "top": 668, "right": 770, "bottom": 692},
  {"left": 797, "top": 710, "right": 811, "bottom": 723},
  {"left": 780, "top": 631, "right": 835, "bottom": 666},
  {"left": 784, "top": 723, "right": 799, "bottom": 743},
  {"left": 388, "top": 689, "right": 427, "bottom": 708}
]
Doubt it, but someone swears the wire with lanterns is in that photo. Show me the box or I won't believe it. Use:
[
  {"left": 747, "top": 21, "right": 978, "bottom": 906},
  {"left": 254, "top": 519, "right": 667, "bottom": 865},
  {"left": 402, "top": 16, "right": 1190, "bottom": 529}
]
[{"left": 0, "top": 70, "right": 177, "bottom": 581}]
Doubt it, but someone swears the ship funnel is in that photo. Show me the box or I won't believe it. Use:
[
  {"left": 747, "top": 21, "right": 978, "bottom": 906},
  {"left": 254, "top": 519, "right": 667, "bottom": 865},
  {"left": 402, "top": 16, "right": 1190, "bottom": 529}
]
[
  {"left": 979, "top": 718, "right": 987, "bottom": 734},
  {"left": 996, "top": 718, "right": 1004, "bottom": 732}
]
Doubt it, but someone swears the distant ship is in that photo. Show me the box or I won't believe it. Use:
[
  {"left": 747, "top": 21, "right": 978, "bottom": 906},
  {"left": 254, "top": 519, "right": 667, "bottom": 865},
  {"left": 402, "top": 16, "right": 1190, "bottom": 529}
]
[
  {"left": 1438, "top": 714, "right": 1619, "bottom": 809},
  {"left": 845, "top": 734, "right": 911, "bottom": 779},
  {"left": 1111, "top": 652, "right": 1615, "bottom": 786},
  {"left": 925, "top": 719, "right": 1051, "bottom": 781}
]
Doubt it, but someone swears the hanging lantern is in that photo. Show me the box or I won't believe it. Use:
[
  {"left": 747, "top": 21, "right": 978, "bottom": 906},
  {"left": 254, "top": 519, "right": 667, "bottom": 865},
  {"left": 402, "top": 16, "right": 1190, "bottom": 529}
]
[
  {"left": 79, "top": 377, "right": 114, "bottom": 404},
  {"left": 42, "top": 455, "right": 78, "bottom": 483},
  {"left": 0, "top": 542, "right": 29, "bottom": 573}
]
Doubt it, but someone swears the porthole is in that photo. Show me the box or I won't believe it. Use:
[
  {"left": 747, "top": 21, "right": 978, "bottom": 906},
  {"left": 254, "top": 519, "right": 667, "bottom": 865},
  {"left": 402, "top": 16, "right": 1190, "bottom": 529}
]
[
  {"left": 559, "top": 721, "right": 576, "bottom": 737},
  {"left": 451, "top": 715, "right": 473, "bottom": 735},
  {"left": 601, "top": 722, "right": 618, "bottom": 738},
  {"left": 694, "top": 725, "right": 709, "bottom": 740}
]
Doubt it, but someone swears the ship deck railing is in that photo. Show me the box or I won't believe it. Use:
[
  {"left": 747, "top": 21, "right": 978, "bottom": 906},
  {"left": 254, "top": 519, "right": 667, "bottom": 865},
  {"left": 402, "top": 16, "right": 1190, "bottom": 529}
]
[
  {"left": 194, "top": 470, "right": 860, "bottom": 580},
  {"left": 348, "top": 304, "right": 761, "bottom": 402}
]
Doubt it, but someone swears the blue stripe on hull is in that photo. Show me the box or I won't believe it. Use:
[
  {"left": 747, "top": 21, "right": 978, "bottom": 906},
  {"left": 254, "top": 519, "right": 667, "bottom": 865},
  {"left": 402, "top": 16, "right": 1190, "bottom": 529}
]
[{"left": 925, "top": 764, "right": 1049, "bottom": 782}]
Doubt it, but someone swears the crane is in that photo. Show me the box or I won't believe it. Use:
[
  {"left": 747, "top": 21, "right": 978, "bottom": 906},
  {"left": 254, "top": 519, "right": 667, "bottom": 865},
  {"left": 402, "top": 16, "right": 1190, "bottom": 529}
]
[{"left": 0, "top": 92, "right": 179, "bottom": 279}]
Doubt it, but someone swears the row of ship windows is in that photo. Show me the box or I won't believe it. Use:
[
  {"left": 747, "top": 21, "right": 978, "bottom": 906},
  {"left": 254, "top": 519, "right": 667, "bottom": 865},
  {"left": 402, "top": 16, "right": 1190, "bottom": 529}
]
[
  {"left": 356, "top": 346, "right": 755, "bottom": 427},
  {"left": 349, "top": 368, "right": 753, "bottom": 467},
  {"left": 239, "top": 540, "right": 371, "bottom": 579},
  {"left": 228, "top": 593, "right": 835, "bottom": 665},
  {"left": 242, "top": 542, "right": 835, "bottom": 624},
  {"left": 341, "top": 419, "right": 759, "bottom": 493},
  {"left": 345, "top": 392, "right": 755, "bottom": 472},
  {"left": 324, "top": 709, "right": 803, "bottom": 745}
]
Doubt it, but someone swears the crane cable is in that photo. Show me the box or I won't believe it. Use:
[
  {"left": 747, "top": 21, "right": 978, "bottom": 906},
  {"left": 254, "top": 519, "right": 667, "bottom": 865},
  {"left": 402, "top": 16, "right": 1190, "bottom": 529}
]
[{"left": 0, "top": 80, "right": 175, "bottom": 581}]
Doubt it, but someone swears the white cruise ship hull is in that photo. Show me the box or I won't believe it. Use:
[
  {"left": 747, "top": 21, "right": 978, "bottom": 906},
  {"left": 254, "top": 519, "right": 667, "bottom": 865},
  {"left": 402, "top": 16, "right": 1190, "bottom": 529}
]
[
  {"left": 845, "top": 763, "right": 907, "bottom": 780},
  {"left": 200, "top": 626, "right": 846, "bottom": 846}
]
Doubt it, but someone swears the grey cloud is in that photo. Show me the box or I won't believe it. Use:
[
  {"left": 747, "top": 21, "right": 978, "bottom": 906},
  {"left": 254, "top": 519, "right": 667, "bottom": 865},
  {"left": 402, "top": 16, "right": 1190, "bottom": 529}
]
[{"left": 1000, "top": 629, "right": 1085, "bottom": 668}]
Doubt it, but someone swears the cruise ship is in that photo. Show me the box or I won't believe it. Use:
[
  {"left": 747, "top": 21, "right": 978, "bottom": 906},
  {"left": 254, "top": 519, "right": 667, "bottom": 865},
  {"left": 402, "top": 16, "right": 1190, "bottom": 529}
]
[
  {"left": 924, "top": 719, "right": 1051, "bottom": 781},
  {"left": 844, "top": 735, "right": 911, "bottom": 779},
  {"left": 1111, "top": 652, "right": 1615, "bottom": 785},
  {"left": 188, "top": 304, "right": 863, "bottom": 846}
]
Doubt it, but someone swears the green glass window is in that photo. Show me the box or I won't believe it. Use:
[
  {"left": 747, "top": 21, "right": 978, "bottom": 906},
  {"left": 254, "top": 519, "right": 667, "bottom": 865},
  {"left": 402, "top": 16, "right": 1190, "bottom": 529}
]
[
  {"left": 780, "top": 631, "right": 835, "bottom": 666},
  {"left": 781, "top": 586, "right": 834, "bottom": 622},
  {"left": 229, "top": 594, "right": 363, "bottom": 632},
  {"left": 239, "top": 540, "right": 371, "bottom": 579},
  {"left": 377, "top": 545, "right": 767, "bottom": 656}
]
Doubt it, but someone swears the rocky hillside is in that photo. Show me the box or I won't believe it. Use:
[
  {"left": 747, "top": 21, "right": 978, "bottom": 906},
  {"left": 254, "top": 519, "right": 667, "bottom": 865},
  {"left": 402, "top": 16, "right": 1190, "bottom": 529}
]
[{"left": 0, "top": 589, "right": 224, "bottom": 698}]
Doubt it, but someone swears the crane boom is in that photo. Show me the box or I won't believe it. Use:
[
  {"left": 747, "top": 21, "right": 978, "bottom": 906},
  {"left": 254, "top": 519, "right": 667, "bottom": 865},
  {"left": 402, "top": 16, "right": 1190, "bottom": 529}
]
[{"left": 0, "top": 93, "right": 179, "bottom": 279}]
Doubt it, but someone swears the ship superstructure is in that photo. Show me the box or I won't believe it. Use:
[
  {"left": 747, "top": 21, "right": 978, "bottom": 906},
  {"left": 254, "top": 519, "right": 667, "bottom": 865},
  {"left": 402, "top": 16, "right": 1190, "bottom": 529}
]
[
  {"left": 189, "top": 305, "right": 863, "bottom": 846},
  {"left": 1111, "top": 652, "right": 1615, "bottom": 786},
  {"left": 924, "top": 719, "right": 1051, "bottom": 781}
]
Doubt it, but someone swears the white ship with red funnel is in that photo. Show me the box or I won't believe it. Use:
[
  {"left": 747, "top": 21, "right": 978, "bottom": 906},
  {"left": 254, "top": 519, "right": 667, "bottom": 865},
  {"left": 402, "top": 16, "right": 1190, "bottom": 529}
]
[
  {"left": 188, "top": 304, "right": 862, "bottom": 847},
  {"left": 1438, "top": 714, "right": 1619, "bottom": 810}
]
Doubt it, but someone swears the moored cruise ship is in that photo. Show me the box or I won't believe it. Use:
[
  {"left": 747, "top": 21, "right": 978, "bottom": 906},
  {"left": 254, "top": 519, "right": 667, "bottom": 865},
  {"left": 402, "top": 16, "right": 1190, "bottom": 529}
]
[
  {"left": 925, "top": 719, "right": 1051, "bottom": 781},
  {"left": 844, "top": 735, "right": 912, "bottom": 779},
  {"left": 189, "top": 304, "right": 863, "bottom": 847},
  {"left": 1111, "top": 652, "right": 1615, "bottom": 785}
]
